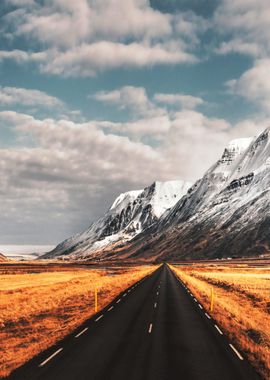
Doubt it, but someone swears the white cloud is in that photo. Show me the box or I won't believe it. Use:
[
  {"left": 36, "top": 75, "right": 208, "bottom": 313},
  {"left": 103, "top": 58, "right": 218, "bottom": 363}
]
[
  {"left": 226, "top": 59, "right": 270, "bottom": 113},
  {"left": 0, "top": 106, "right": 266, "bottom": 243},
  {"left": 0, "top": 86, "right": 63, "bottom": 108},
  {"left": 40, "top": 41, "right": 196, "bottom": 77},
  {"left": 154, "top": 93, "right": 204, "bottom": 109},
  {"left": 0, "top": 0, "right": 202, "bottom": 76},
  {"left": 92, "top": 86, "right": 165, "bottom": 118},
  {"left": 214, "top": 0, "right": 270, "bottom": 58},
  {"left": 93, "top": 86, "right": 150, "bottom": 108}
]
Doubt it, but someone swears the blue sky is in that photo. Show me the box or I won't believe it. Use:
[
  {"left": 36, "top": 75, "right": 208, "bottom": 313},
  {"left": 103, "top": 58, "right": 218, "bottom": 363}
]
[{"left": 0, "top": 0, "right": 269, "bottom": 246}]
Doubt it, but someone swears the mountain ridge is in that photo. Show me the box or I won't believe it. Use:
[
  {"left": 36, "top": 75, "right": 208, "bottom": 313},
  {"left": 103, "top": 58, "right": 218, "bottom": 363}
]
[
  {"left": 43, "top": 180, "right": 192, "bottom": 260},
  {"left": 43, "top": 128, "right": 270, "bottom": 262}
]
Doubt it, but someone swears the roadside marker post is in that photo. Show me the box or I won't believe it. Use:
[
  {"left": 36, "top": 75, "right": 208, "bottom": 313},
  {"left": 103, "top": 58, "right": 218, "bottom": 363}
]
[
  {"left": 210, "top": 287, "right": 214, "bottom": 312},
  {"left": 95, "top": 288, "right": 98, "bottom": 313}
]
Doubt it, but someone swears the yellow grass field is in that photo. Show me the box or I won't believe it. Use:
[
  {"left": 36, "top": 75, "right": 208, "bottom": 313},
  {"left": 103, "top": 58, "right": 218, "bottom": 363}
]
[
  {"left": 171, "top": 264, "right": 270, "bottom": 380},
  {"left": 0, "top": 264, "right": 157, "bottom": 378}
]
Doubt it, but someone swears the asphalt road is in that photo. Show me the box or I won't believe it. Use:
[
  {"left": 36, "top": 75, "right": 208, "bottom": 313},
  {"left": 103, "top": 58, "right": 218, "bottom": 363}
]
[{"left": 9, "top": 264, "right": 261, "bottom": 380}]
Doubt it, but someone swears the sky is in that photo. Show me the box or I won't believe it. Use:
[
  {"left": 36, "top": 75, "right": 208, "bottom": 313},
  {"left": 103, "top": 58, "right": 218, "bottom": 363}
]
[{"left": 0, "top": 0, "right": 270, "bottom": 246}]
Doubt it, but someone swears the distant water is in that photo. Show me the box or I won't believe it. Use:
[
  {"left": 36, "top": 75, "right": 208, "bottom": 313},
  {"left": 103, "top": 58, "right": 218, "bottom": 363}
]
[{"left": 0, "top": 245, "right": 55, "bottom": 260}]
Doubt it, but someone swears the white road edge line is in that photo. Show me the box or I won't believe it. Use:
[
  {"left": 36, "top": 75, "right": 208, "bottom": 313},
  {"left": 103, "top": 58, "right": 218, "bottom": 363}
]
[
  {"left": 215, "top": 325, "right": 223, "bottom": 335},
  {"left": 229, "top": 344, "right": 244, "bottom": 360},
  {"left": 95, "top": 315, "right": 103, "bottom": 322},
  {"left": 205, "top": 313, "right": 211, "bottom": 319},
  {"left": 148, "top": 323, "right": 153, "bottom": 333},
  {"left": 116, "top": 299, "right": 121, "bottom": 303},
  {"left": 154, "top": 302, "right": 157, "bottom": 308},
  {"left": 108, "top": 306, "right": 114, "bottom": 311},
  {"left": 75, "top": 327, "right": 88, "bottom": 338},
  {"left": 39, "top": 348, "right": 63, "bottom": 367},
  {"left": 199, "top": 304, "right": 203, "bottom": 309}
]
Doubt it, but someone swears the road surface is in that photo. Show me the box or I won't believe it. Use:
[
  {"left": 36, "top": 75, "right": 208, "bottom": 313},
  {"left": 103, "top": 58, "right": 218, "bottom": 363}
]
[{"left": 9, "top": 264, "right": 261, "bottom": 380}]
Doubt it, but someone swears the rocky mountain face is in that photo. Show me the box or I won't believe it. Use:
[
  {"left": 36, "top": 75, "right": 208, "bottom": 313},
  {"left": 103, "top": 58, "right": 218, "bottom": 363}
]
[
  {"left": 43, "top": 180, "right": 192, "bottom": 260},
  {"left": 110, "top": 128, "right": 270, "bottom": 261}
]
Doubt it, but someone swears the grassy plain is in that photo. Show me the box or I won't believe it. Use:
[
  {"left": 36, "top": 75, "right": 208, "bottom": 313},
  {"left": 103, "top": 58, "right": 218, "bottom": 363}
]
[
  {"left": 172, "top": 263, "right": 270, "bottom": 379},
  {"left": 0, "top": 263, "right": 157, "bottom": 377}
]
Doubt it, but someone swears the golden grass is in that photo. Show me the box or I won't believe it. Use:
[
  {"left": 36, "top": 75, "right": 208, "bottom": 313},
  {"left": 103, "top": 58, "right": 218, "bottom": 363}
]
[
  {"left": 0, "top": 264, "right": 157, "bottom": 378},
  {"left": 171, "top": 264, "right": 270, "bottom": 380}
]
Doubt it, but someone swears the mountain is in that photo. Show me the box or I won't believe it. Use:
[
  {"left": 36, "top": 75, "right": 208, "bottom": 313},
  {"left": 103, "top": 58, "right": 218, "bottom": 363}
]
[
  {"left": 110, "top": 128, "right": 270, "bottom": 261},
  {"left": 43, "top": 180, "right": 192, "bottom": 260},
  {"left": 0, "top": 253, "right": 8, "bottom": 262}
]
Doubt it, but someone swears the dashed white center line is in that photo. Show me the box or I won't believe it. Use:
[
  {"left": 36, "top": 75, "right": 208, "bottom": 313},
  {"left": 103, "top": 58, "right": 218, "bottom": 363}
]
[
  {"left": 148, "top": 323, "right": 153, "bottom": 333},
  {"left": 229, "top": 344, "right": 244, "bottom": 360},
  {"left": 156, "top": 291, "right": 159, "bottom": 296},
  {"left": 128, "top": 289, "right": 131, "bottom": 292},
  {"left": 215, "top": 325, "right": 223, "bottom": 335},
  {"left": 108, "top": 306, "right": 114, "bottom": 312},
  {"left": 199, "top": 304, "right": 203, "bottom": 309},
  {"left": 95, "top": 315, "right": 104, "bottom": 322},
  {"left": 116, "top": 299, "right": 121, "bottom": 303},
  {"left": 39, "top": 348, "right": 63, "bottom": 367},
  {"left": 123, "top": 293, "right": 127, "bottom": 297},
  {"left": 205, "top": 313, "right": 211, "bottom": 319},
  {"left": 75, "top": 327, "right": 88, "bottom": 338},
  {"left": 154, "top": 302, "right": 157, "bottom": 308}
]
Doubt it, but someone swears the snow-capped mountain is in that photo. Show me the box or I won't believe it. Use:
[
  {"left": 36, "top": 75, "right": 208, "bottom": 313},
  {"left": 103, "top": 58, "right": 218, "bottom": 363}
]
[
  {"left": 43, "top": 180, "right": 192, "bottom": 259},
  {"left": 110, "top": 128, "right": 270, "bottom": 261}
]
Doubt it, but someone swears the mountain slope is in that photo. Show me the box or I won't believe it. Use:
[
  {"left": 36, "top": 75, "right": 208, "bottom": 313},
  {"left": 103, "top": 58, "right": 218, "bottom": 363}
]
[
  {"left": 109, "top": 128, "right": 270, "bottom": 261},
  {"left": 0, "top": 253, "right": 7, "bottom": 262},
  {"left": 43, "top": 180, "right": 192, "bottom": 260}
]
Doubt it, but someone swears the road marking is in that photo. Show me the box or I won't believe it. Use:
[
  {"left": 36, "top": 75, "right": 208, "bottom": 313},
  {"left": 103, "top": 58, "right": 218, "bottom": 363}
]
[
  {"left": 156, "top": 291, "right": 159, "bottom": 296},
  {"left": 75, "top": 327, "right": 88, "bottom": 338},
  {"left": 148, "top": 323, "right": 153, "bottom": 333},
  {"left": 154, "top": 302, "right": 157, "bottom": 308},
  {"left": 123, "top": 293, "right": 127, "bottom": 297},
  {"left": 229, "top": 344, "right": 244, "bottom": 360},
  {"left": 205, "top": 313, "right": 211, "bottom": 319},
  {"left": 95, "top": 315, "right": 103, "bottom": 322},
  {"left": 116, "top": 299, "right": 121, "bottom": 303},
  {"left": 128, "top": 289, "right": 131, "bottom": 293},
  {"left": 108, "top": 306, "right": 114, "bottom": 311},
  {"left": 215, "top": 325, "right": 223, "bottom": 335},
  {"left": 199, "top": 304, "right": 203, "bottom": 309},
  {"left": 194, "top": 299, "right": 198, "bottom": 303},
  {"left": 39, "top": 348, "right": 63, "bottom": 367}
]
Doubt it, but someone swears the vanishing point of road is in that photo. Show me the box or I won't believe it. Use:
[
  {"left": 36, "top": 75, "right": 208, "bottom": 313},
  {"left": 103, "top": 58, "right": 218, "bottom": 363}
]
[{"left": 9, "top": 264, "right": 261, "bottom": 380}]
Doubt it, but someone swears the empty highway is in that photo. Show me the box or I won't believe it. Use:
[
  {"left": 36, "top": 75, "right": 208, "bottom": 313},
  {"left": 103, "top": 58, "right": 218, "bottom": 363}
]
[{"left": 9, "top": 264, "right": 261, "bottom": 380}]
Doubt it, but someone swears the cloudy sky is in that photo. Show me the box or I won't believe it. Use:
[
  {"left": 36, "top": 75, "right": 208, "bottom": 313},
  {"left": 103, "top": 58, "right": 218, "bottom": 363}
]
[{"left": 0, "top": 0, "right": 269, "bottom": 246}]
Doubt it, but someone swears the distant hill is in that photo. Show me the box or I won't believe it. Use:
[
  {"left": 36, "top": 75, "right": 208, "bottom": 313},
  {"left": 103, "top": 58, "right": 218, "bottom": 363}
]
[{"left": 0, "top": 253, "right": 8, "bottom": 262}]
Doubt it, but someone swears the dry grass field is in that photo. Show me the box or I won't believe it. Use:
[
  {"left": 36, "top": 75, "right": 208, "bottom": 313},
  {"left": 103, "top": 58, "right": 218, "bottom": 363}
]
[
  {"left": 171, "top": 263, "right": 270, "bottom": 380},
  {"left": 0, "top": 264, "right": 157, "bottom": 378}
]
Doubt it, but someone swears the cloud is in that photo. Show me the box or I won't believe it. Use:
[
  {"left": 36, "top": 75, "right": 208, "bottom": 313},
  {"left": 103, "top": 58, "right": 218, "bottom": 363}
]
[
  {"left": 0, "top": 0, "right": 203, "bottom": 76},
  {"left": 0, "top": 106, "right": 266, "bottom": 244},
  {"left": 92, "top": 86, "right": 165, "bottom": 117},
  {"left": 0, "top": 86, "right": 63, "bottom": 108},
  {"left": 226, "top": 59, "right": 270, "bottom": 113},
  {"left": 40, "top": 41, "right": 196, "bottom": 77},
  {"left": 214, "top": 0, "right": 270, "bottom": 58},
  {"left": 154, "top": 92, "right": 204, "bottom": 109}
]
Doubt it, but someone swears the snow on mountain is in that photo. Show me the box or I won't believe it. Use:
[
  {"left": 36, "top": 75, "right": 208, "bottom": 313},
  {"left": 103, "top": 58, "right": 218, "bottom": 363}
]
[
  {"left": 43, "top": 180, "right": 192, "bottom": 260},
  {"left": 112, "top": 128, "right": 270, "bottom": 261}
]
